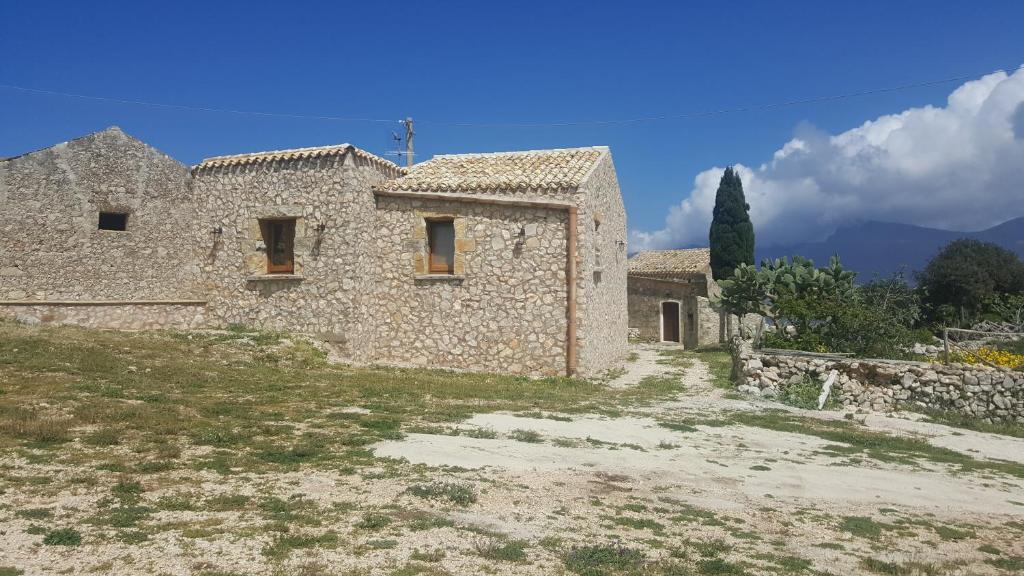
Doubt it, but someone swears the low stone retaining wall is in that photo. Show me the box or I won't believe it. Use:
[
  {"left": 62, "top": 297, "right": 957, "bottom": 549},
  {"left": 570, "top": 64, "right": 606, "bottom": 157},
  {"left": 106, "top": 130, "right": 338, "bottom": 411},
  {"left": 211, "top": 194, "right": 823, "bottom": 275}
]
[
  {"left": 732, "top": 340, "right": 1024, "bottom": 423},
  {"left": 0, "top": 302, "right": 210, "bottom": 331}
]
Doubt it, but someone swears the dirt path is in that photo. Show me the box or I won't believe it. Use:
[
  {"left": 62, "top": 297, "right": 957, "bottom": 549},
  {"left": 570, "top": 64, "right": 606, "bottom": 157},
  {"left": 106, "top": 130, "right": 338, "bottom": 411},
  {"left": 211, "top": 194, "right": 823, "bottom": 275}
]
[{"left": 374, "top": 344, "right": 1024, "bottom": 574}]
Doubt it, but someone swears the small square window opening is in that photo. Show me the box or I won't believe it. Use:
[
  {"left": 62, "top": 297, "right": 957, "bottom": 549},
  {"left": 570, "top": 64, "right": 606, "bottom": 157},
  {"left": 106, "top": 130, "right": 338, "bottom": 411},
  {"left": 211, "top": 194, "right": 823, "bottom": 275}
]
[{"left": 98, "top": 212, "right": 128, "bottom": 231}]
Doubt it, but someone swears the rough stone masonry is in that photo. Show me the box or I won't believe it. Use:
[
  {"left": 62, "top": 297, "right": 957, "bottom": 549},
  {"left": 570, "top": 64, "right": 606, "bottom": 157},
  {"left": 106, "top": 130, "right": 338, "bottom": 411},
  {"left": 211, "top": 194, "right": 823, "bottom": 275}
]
[
  {"left": 0, "top": 127, "right": 629, "bottom": 377},
  {"left": 733, "top": 339, "right": 1024, "bottom": 422}
]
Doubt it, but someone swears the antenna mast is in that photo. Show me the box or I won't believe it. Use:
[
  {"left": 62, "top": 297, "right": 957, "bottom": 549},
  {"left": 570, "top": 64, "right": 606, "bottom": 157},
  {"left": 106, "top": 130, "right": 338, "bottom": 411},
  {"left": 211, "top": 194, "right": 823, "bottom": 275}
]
[{"left": 402, "top": 117, "right": 414, "bottom": 168}]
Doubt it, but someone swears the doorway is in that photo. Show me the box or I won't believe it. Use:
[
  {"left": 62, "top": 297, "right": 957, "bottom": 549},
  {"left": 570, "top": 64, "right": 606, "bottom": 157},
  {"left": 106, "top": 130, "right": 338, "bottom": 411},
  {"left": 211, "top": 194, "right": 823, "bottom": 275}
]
[{"left": 661, "top": 301, "right": 680, "bottom": 343}]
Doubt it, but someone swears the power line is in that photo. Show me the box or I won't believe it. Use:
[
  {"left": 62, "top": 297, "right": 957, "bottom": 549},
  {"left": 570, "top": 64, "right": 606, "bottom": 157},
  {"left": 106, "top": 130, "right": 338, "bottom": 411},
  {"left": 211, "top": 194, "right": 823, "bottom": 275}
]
[{"left": 1, "top": 63, "right": 1021, "bottom": 128}]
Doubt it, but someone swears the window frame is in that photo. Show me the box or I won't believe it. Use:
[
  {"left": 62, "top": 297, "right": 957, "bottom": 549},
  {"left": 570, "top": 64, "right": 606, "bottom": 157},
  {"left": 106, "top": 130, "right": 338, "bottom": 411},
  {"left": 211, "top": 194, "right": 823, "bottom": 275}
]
[
  {"left": 260, "top": 218, "right": 297, "bottom": 275},
  {"left": 426, "top": 218, "right": 456, "bottom": 275}
]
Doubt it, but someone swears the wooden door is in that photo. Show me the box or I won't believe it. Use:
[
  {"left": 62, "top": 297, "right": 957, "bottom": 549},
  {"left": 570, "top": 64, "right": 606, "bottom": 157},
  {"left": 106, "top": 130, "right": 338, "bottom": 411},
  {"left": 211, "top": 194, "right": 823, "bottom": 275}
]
[{"left": 662, "top": 301, "right": 680, "bottom": 342}]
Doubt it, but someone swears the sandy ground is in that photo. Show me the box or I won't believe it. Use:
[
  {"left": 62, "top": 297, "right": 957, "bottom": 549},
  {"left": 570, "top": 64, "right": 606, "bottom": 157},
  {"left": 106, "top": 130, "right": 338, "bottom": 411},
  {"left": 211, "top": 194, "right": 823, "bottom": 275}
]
[{"left": 3, "top": 343, "right": 1024, "bottom": 575}]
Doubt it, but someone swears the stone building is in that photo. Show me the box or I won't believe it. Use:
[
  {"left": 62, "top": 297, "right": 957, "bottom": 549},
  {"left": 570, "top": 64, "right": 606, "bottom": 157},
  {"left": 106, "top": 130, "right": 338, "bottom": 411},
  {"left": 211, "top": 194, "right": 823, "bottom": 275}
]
[
  {"left": 0, "top": 127, "right": 628, "bottom": 377},
  {"left": 627, "top": 248, "right": 722, "bottom": 347}
]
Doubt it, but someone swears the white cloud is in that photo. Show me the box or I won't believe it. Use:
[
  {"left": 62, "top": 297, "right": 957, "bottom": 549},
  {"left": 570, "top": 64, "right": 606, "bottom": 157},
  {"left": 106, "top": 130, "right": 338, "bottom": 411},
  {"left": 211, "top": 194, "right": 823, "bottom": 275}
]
[{"left": 630, "top": 67, "right": 1024, "bottom": 251}]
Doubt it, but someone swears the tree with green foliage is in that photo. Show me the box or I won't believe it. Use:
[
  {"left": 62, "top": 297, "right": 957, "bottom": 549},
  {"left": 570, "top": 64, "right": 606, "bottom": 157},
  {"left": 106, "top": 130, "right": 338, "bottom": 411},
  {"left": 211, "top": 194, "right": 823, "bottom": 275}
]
[
  {"left": 916, "top": 239, "right": 1024, "bottom": 326},
  {"left": 717, "top": 256, "right": 922, "bottom": 357},
  {"left": 708, "top": 167, "right": 755, "bottom": 280}
]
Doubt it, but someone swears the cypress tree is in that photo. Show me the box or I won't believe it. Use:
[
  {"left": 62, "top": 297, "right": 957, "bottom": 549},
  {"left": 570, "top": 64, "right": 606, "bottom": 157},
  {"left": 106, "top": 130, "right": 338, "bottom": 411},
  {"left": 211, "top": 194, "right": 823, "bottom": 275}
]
[{"left": 709, "top": 167, "right": 755, "bottom": 280}]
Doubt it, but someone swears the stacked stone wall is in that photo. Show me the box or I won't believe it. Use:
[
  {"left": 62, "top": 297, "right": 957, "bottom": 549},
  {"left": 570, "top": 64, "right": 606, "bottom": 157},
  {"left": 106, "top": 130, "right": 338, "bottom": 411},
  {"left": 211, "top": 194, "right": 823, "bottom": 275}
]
[{"left": 733, "top": 340, "right": 1024, "bottom": 423}]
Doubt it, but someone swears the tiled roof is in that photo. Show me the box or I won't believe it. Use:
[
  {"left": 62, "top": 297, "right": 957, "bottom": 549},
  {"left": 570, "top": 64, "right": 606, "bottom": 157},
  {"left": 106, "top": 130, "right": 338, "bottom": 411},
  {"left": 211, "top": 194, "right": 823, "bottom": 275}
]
[
  {"left": 628, "top": 248, "right": 711, "bottom": 277},
  {"left": 195, "top": 143, "right": 404, "bottom": 174},
  {"left": 376, "top": 147, "right": 607, "bottom": 193}
]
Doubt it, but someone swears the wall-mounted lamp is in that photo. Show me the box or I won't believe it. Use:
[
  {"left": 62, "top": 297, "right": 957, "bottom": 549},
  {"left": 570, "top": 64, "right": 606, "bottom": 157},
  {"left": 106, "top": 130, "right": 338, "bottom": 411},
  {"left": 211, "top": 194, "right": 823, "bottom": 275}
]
[
  {"left": 212, "top": 226, "right": 223, "bottom": 236},
  {"left": 514, "top": 225, "right": 526, "bottom": 249},
  {"left": 312, "top": 222, "right": 327, "bottom": 258},
  {"left": 616, "top": 239, "right": 626, "bottom": 250}
]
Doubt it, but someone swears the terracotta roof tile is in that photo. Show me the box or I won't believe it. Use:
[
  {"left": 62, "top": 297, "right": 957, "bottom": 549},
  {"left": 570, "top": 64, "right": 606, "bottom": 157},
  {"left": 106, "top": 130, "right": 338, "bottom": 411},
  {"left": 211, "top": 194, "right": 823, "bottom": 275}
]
[
  {"left": 195, "top": 143, "right": 404, "bottom": 175},
  {"left": 376, "top": 147, "right": 606, "bottom": 193},
  {"left": 628, "top": 248, "right": 711, "bottom": 277}
]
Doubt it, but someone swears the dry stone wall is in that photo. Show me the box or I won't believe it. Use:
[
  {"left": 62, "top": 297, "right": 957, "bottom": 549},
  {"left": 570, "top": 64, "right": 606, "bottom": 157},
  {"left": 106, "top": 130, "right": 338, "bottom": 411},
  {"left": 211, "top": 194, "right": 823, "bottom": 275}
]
[{"left": 733, "top": 340, "right": 1024, "bottom": 423}]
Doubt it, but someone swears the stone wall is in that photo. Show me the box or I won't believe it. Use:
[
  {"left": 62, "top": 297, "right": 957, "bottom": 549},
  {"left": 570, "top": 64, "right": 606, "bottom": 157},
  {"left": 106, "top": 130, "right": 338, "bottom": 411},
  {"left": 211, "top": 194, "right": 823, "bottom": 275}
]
[
  {"left": 0, "top": 127, "right": 203, "bottom": 302},
  {"left": 2, "top": 129, "right": 630, "bottom": 378},
  {"left": 575, "top": 152, "right": 629, "bottom": 375},
  {"left": 192, "top": 152, "right": 391, "bottom": 357},
  {"left": 0, "top": 303, "right": 208, "bottom": 330},
  {"left": 626, "top": 275, "right": 708, "bottom": 347},
  {"left": 733, "top": 340, "right": 1024, "bottom": 423},
  {"left": 368, "top": 196, "right": 570, "bottom": 377}
]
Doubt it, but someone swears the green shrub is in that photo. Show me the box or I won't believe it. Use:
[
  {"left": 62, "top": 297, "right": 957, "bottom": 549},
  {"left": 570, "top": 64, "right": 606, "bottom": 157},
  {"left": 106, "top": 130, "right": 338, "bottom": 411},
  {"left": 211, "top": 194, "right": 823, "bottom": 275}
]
[
  {"left": 42, "top": 528, "right": 82, "bottom": 546},
  {"left": 563, "top": 543, "right": 645, "bottom": 574}
]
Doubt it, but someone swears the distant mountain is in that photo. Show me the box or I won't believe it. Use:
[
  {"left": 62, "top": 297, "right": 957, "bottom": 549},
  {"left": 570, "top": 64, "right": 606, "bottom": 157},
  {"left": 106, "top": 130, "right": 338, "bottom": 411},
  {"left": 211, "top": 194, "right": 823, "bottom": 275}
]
[{"left": 757, "top": 217, "right": 1024, "bottom": 281}]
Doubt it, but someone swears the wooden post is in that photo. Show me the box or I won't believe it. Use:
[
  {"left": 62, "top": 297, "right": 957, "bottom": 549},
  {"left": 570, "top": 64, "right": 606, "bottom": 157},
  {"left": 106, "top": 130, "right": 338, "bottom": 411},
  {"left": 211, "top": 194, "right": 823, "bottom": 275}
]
[{"left": 943, "top": 328, "right": 950, "bottom": 365}]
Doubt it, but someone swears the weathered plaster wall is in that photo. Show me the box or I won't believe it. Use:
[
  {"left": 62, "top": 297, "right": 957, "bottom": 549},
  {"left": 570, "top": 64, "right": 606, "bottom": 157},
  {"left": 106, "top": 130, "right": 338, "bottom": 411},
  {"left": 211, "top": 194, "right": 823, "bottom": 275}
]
[
  {"left": 367, "top": 196, "right": 569, "bottom": 377},
  {"left": 733, "top": 340, "right": 1024, "bottom": 423},
  {"left": 575, "top": 152, "right": 629, "bottom": 376},
  {"left": 192, "top": 153, "right": 391, "bottom": 356},
  {"left": 0, "top": 127, "right": 202, "bottom": 302}
]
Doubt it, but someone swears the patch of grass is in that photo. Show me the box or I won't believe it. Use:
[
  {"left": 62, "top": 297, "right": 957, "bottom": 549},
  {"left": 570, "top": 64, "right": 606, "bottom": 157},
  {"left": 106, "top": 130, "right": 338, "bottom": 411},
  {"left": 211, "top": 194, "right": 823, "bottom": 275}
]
[
  {"left": 859, "top": 558, "right": 947, "bottom": 575},
  {"left": 15, "top": 507, "right": 52, "bottom": 520},
  {"left": 0, "top": 408, "right": 72, "bottom": 445},
  {"left": 263, "top": 531, "right": 340, "bottom": 560},
  {"left": 406, "top": 512, "right": 455, "bottom": 531},
  {"left": 917, "top": 407, "right": 1024, "bottom": 439},
  {"left": 730, "top": 411, "right": 1024, "bottom": 479},
  {"left": 985, "top": 556, "right": 1024, "bottom": 571},
  {"left": 405, "top": 482, "right": 477, "bottom": 506},
  {"left": 509, "top": 429, "right": 543, "bottom": 443},
  {"left": 0, "top": 568, "right": 24, "bottom": 576},
  {"left": 42, "top": 528, "right": 82, "bottom": 546},
  {"left": 608, "top": 515, "right": 664, "bottom": 533},
  {"left": 514, "top": 410, "right": 572, "bottom": 422},
  {"left": 749, "top": 465, "right": 771, "bottom": 471},
  {"left": 206, "top": 493, "right": 251, "bottom": 511},
  {"left": 474, "top": 538, "right": 528, "bottom": 562},
  {"left": 117, "top": 529, "right": 149, "bottom": 544},
  {"left": 779, "top": 375, "right": 836, "bottom": 410},
  {"left": 692, "top": 539, "right": 732, "bottom": 558},
  {"left": 462, "top": 426, "right": 497, "bottom": 439},
  {"left": 410, "top": 549, "right": 446, "bottom": 562},
  {"left": 839, "top": 516, "right": 889, "bottom": 539},
  {"left": 111, "top": 479, "right": 144, "bottom": 503},
  {"left": 978, "top": 544, "right": 1001, "bottom": 555},
  {"left": 356, "top": 512, "right": 393, "bottom": 531},
  {"left": 563, "top": 543, "right": 645, "bottom": 575},
  {"left": 659, "top": 421, "right": 698, "bottom": 433},
  {"left": 933, "top": 525, "right": 974, "bottom": 541},
  {"left": 82, "top": 427, "right": 122, "bottom": 446},
  {"left": 697, "top": 558, "right": 746, "bottom": 575}
]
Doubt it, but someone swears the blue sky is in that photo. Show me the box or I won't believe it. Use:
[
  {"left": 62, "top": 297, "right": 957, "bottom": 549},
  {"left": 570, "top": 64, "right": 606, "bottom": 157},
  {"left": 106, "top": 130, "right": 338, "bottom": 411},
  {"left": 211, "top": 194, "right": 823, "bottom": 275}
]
[{"left": 2, "top": 1, "right": 1022, "bottom": 247}]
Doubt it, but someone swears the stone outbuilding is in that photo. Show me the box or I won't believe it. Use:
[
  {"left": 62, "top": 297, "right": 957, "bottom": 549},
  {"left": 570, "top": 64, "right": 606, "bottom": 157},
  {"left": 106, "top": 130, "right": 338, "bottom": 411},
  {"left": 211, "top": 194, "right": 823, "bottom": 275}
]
[
  {"left": 627, "top": 248, "right": 722, "bottom": 347},
  {"left": 0, "top": 127, "right": 628, "bottom": 377}
]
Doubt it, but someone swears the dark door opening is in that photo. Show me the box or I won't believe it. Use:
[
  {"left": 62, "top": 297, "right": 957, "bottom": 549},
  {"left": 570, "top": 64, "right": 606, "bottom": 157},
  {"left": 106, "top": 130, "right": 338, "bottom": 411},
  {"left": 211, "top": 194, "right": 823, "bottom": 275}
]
[{"left": 662, "top": 301, "right": 680, "bottom": 343}]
